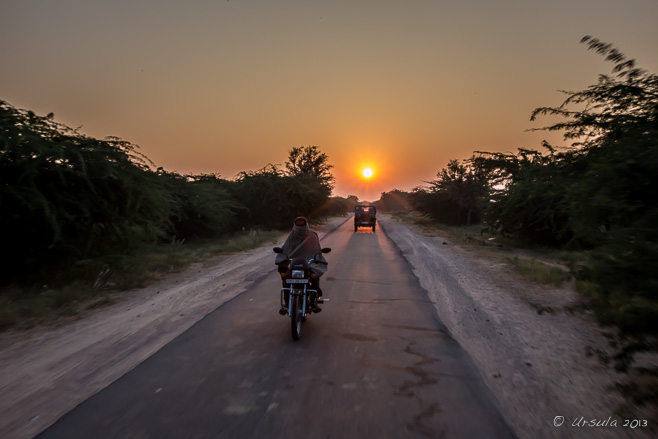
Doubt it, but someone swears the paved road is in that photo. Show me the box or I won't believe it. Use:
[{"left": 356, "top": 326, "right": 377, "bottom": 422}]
[{"left": 38, "top": 219, "right": 516, "bottom": 438}]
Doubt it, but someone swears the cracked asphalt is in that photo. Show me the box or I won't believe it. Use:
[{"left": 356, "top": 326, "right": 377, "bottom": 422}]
[{"left": 38, "top": 219, "right": 516, "bottom": 439}]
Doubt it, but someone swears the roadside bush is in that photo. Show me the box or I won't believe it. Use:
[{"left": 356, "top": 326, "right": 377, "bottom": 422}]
[
  {"left": 161, "top": 171, "right": 245, "bottom": 239},
  {"left": 410, "top": 158, "right": 489, "bottom": 226},
  {"left": 477, "top": 147, "right": 573, "bottom": 246},
  {"left": 409, "top": 188, "right": 476, "bottom": 225},
  {"left": 376, "top": 189, "right": 412, "bottom": 212},
  {"left": 483, "top": 37, "right": 658, "bottom": 340},
  {"left": 0, "top": 101, "right": 173, "bottom": 284},
  {"left": 317, "top": 196, "right": 350, "bottom": 217},
  {"left": 470, "top": 37, "right": 658, "bottom": 404},
  {"left": 227, "top": 165, "right": 332, "bottom": 229},
  {"left": 408, "top": 38, "right": 658, "bottom": 406}
]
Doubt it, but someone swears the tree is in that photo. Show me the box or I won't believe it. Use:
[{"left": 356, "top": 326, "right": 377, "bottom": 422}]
[
  {"left": 376, "top": 189, "right": 412, "bottom": 212},
  {"left": 285, "top": 145, "right": 335, "bottom": 189},
  {"left": 475, "top": 146, "right": 574, "bottom": 244},
  {"left": 478, "top": 36, "right": 658, "bottom": 249},
  {"left": 426, "top": 158, "right": 490, "bottom": 225},
  {"left": 530, "top": 36, "right": 656, "bottom": 148},
  {"left": 228, "top": 163, "right": 332, "bottom": 229},
  {"left": 479, "top": 38, "right": 658, "bottom": 400},
  {"left": 0, "top": 101, "right": 188, "bottom": 286},
  {"left": 162, "top": 172, "right": 244, "bottom": 239}
]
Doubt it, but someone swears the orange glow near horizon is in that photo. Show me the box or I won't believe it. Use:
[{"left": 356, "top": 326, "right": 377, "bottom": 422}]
[
  {"left": 340, "top": 156, "right": 386, "bottom": 201},
  {"left": 3, "top": 2, "right": 656, "bottom": 203}
]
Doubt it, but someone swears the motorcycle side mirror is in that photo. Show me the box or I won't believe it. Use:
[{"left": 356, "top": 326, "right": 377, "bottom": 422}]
[
  {"left": 273, "top": 247, "right": 283, "bottom": 253},
  {"left": 321, "top": 248, "right": 332, "bottom": 254}
]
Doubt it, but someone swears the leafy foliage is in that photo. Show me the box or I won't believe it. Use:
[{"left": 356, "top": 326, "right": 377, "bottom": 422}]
[
  {"left": 409, "top": 188, "right": 466, "bottom": 225},
  {"left": 319, "top": 196, "right": 352, "bottom": 217},
  {"left": 0, "top": 101, "right": 340, "bottom": 288},
  {"left": 285, "top": 145, "right": 335, "bottom": 189},
  {"left": 160, "top": 171, "right": 244, "bottom": 239},
  {"left": 463, "top": 37, "right": 658, "bottom": 402},
  {"left": 474, "top": 146, "right": 574, "bottom": 245},
  {"left": 410, "top": 157, "right": 490, "bottom": 225},
  {"left": 1, "top": 101, "right": 173, "bottom": 282},
  {"left": 227, "top": 164, "right": 333, "bottom": 230},
  {"left": 375, "top": 189, "right": 412, "bottom": 212}
]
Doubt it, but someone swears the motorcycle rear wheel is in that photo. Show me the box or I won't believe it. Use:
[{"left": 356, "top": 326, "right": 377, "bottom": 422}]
[{"left": 291, "top": 293, "right": 303, "bottom": 340}]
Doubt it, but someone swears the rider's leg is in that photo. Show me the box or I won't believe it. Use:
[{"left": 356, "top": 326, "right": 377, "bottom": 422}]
[
  {"left": 310, "top": 275, "right": 322, "bottom": 313},
  {"left": 279, "top": 287, "right": 289, "bottom": 315},
  {"left": 316, "top": 276, "right": 323, "bottom": 297}
]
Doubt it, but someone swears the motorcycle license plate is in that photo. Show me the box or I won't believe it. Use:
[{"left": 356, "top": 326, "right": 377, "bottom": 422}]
[{"left": 286, "top": 279, "right": 309, "bottom": 284}]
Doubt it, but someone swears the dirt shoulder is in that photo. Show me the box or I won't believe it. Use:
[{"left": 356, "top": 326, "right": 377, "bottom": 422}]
[
  {"left": 379, "top": 214, "right": 652, "bottom": 439},
  {"left": 0, "top": 217, "right": 350, "bottom": 439}
]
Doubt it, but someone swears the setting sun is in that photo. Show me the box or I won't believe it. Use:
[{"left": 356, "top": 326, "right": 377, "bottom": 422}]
[{"left": 362, "top": 167, "right": 374, "bottom": 179}]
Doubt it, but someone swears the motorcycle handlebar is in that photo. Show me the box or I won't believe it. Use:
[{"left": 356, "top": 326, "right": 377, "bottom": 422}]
[
  {"left": 276, "top": 257, "right": 327, "bottom": 265},
  {"left": 272, "top": 247, "right": 332, "bottom": 263}
]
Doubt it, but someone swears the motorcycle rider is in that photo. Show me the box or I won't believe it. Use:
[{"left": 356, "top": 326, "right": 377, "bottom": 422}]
[{"left": 275, "top": 216, "right": 327, "bottom": 314}]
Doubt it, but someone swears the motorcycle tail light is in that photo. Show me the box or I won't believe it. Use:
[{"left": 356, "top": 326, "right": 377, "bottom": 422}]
[{"left": 291, "top": 270, "right": 305, "bottom": 279}]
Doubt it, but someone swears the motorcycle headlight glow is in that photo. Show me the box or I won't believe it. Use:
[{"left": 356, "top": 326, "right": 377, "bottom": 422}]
[{"left": 291, "top": 270, "right": 305, "bottom": 279}]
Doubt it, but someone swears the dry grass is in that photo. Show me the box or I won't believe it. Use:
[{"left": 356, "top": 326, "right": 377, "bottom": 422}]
[
  {"left": 507, "top": 256, "right": 570, "bottom": 286},
  {"left": 0, "top": 229, "right": 285, "bottom": 332}
]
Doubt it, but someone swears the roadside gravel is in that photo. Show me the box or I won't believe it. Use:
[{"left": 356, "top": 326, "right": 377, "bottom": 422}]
[{"left": 380, "top": 214, "right": 650, "bottom": 439}]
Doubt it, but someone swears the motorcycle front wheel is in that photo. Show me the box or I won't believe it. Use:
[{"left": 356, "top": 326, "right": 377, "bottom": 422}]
[{"left": 291, "top": 293, "right": 303, "bottom": 340}]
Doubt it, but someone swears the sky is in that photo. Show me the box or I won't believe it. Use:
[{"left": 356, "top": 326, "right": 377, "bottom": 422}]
[{"left": 2, "top": 0, "right": 657, "bottom": 201}]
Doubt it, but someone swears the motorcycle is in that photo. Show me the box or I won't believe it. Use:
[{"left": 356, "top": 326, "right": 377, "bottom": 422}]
[{"left": 273, "top": 246, "right": 331, "bottom": 340}]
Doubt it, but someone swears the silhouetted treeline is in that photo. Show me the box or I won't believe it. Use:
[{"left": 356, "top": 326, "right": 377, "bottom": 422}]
[
  {"left": 373, "top": 189, "right": 412, "bottom": 213},
  {"left": 0, "top": 104, "right": 345, "bottom": 286},
  {"left": 407, "top": 37, "right": 658, "bottom": 397}
]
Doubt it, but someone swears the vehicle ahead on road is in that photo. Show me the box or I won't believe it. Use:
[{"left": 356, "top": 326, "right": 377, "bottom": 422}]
[
  {"left": 273, "top": 246, "right": 331, "bottom": 340},
  {"left": 354, "top": 204, "right": 377, "bottom": 232}
]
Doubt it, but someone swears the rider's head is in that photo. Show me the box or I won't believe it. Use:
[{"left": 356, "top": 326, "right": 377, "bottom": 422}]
[{"left": 293, "top": 216, "right": 309, "bottom": 238}]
